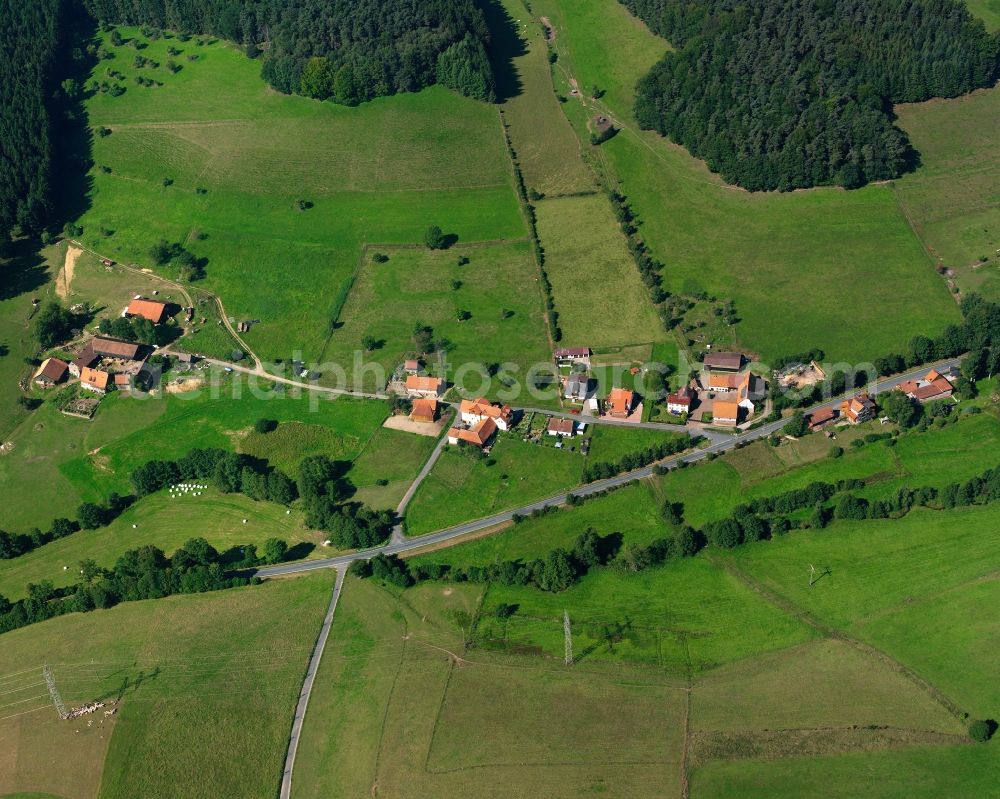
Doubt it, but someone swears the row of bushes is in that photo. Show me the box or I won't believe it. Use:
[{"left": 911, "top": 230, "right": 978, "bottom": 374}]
[
  {"left": 0, "top": 537, "right": 267, "bottom": 636},
  {"left": 581, "top": 435, "right": 696, "bottom": 483},
  {"left": 0, "top": 493, "right": 132, "bottom": 562},
  {"left": 499, "top": 109, "right": 562, "bottom": 343}
]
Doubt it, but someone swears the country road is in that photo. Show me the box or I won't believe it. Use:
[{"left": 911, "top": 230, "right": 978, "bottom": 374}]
[{"left": 257, "top": 358, "right": 960, "bottom": 579}]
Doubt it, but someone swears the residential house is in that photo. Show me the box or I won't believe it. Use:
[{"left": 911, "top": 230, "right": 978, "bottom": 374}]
[
  {"left": 554, "top": 347, "right": 591, "bottom": 367},
  {"left": 410, "top": 398, "right": 438, "bottom": 423},
  {"left": 564, "top": 373, "right": 591, "bottom": 401},
  {"left": 606, "top": 387, "right": 635, "bottom": 418},
  {"left": 405, "top": 374, "right": 445, "bottom": 398},
  {"left": 897, "top": 369, "right": 954, "bottom": 403},
  {"left": 840, "top": 394, "right": 877, "bottom": 424},
  {"left": 126, "top": 298, "right": 169, "bottom": 325},
  {"left": 712, "top": 399, "right": 740, "bottom": 427},
  {"left": 666, "top": 385, "right": 694, "bottom": 416},
  {"left": 547, "top": 417, "right": 575, "bottom": 437},
  {"left": 33, "top": 358, "right": 69, "bottom": 387},
  {"left": 807, "top": 406, "right": 838, "bottom": 431},
  {"left": 79, "top": 367, "right": 110, "bottom": 394},
  {"left": 447, "top": 417, "right": 497, "bottom": 448},
  {"left": 703, "top": 352, "right": 744, "bottom": 372},
  {"left": 69, "top": 343, "right": 98, "bottom": 377},
  {"left": 459, "top": 397, "right": 514, "bottom": 431}
]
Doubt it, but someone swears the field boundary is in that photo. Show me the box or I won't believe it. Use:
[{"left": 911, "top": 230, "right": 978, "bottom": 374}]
[{"left": 709, "top": 555, "right": 967, "bottom": 721}]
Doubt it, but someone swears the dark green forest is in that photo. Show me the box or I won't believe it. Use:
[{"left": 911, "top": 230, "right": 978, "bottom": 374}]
[
  {"left": 82, "top": 0, "right": 496, "bottom": 104},
  {"left": 0, "top": 0, "right": 69, "bottom": 243},
  {"left": 623, "top": 0, "right": 1000, "bottom": 190}
]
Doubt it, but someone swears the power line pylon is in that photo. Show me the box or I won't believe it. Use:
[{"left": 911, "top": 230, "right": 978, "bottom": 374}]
[{"left": 43, "top": 664, "right": 68, "bottom": 719}]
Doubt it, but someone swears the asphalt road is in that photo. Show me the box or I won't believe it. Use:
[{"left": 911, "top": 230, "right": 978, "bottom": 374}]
[{"left": 257, "top": 358, "right": 959, "bottom": 579}]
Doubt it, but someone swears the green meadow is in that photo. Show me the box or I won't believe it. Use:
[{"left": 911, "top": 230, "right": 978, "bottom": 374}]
[
  {"left": 0, "top": 380, "right": 406, "bottom": 532},
  {"left": 77, "top": 28, "right": 525, "bottom": 362},
  {"left": 319, "top": 242, "right": 551, "bottom": 394},
  {"left": 0, "top": 574, "right": 332, "bottom": 799},
  {"left": 533, "top": 0, "right": 962, "bottom": 363}
]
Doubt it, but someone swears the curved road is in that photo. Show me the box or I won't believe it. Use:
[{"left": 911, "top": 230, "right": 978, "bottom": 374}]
[{"left": 257, "top": 358, "right": 959, "bottom": 579}]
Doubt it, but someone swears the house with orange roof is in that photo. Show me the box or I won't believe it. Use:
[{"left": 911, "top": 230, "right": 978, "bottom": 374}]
[
  {"left": 840, "top": 394, "right": 877, "bottom": 424},
  {"left": 126, "top": 298, "right": 169, "bottom": 324},
  {"left": 410, "top": 398, "right": 438, "bottom": 423},
  {"left": 447, "top": 417, "right": 497, "bottom": 448},
  {"left": 712, "top": 398, "right": 740, "bottom": 426},
  {"left": 79, "top": 367, "right": 110, "bottom": 394},
  {"left": 459, "top": 397, "right": 514, "bottom": 431},
  {"left": 896, "top": 369, "right": 954, "bottom": 403},
  {"left": 708, "top": 370, "right": 751, "bottom": 399},
  {"left": 606, "top": 387, "right": 635, "bottom": 418},
  {"left": 405, "top": 374, "right": 445, "bottom": 398}
]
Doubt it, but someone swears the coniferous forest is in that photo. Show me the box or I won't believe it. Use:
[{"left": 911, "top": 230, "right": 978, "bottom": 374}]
[
  {"left": 0, "top": 0, "right": 69, "bottom": 243},
  {"left": 624, "top": 0, "right": 1000, "bottom": 190}
]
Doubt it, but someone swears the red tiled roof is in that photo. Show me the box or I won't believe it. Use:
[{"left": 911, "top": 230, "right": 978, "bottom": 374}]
[
  {"left": 34, "top": 358, "right": 68, "bottom": 383},
  {"left": 405, "top": 374, "right": 443, "bottom": 393},
  {"left": 554, "top": 347, "right": 591, "bottom": 359},
  {"left": 547, "top": 417, "right": 575, "bottom": 435},
  {"left": 410, "top": 398, "right": 438, "bottom": 422},
  {"left": 92, "top": 337, "right": 141, "bottom": 359},
  {"left": 127, "top": 298, "right": 168, "bottom": 324},
  {"left": 80, "top": 367, "right": 110, "bottom": 390},
  {"left": 607, "top": 388, "right": 634, "bottom": 415},
  {"left": 712, "top": 399, "right": 740, "bottom": 423},
  {"left": 449, "top": 417, "right": 497, "bottom": 447}
]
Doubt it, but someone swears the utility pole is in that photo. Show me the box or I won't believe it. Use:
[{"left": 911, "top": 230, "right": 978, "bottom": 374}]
[
  {"left": 563, "top": 610, "right": 573, "bottom": 666},
  {"left": 42, "top": 665, "right": 68, "bottom": 719}
]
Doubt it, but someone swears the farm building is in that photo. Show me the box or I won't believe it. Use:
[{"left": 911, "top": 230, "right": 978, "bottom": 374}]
[
  {"left": 712, "top": 399, "right": 740, "bottom": 426},
  {"left": 403, "top": 359, "right": 422, "bottom": 374},
  {"left": 807, "top": 406, "right": 838, "bottom": 430},
  {"left": 447, "top": 417, "right": 497, "bottom": 448},
  {"left": 126, "top": 298, "right": 169, "bottom": 324},
  {"left": 405, "top": 374, "right": 445, "bottom": 398},
  {"left": 70, "top": 343, "right": 98, "bottom": 377},
  {"left": 708, "top": 370, "right": 750, "bottom": 396},
  {"left": 410, "top": 398, "right": 438, "bottom": 423},
  {"left": 80, "top": 367, "right": 110, "bottom": 394},
  {"left": 606, "top": 387, "right": 635, "bottom": 418},
  {"left": 546, "top": 417, "right": 575, "bottom": 437},
  {"left": 897, "top": 370, "right": 954, "bottom": 403},
  {"left": 840, "top": 394, "right": 877, "bottom": 424},
  {"left": 564, "top": 373, "right": 591, "bottom": 401},
  {"left": 92, "top": 337, "right": 141, "bottom": 360},
  {"left": 666, "top": 385, "right": 694, "bottom": 415},
  {"left": 554, "top": 347, "right": 591, "bottom": 367},
  {"left": 33, "top": 358, "right": 69, "bottom": 387},
  {"left": 703, "top": 351, "right": 744, "bottom": 372},
  {"left": 459, "top": 397, "right": 514, "bottom": 431}
]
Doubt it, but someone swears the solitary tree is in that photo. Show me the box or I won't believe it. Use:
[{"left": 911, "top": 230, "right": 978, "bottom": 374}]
[
  {"left": 361, "top": 335, "right": 378, "bottom": 352},
  {"left": 424, "top": 225, "right": 445, "bottom": 250}
]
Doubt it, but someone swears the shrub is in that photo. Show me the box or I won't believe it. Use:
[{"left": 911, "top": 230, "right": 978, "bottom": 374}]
[
  {"left": 969, "top": 719, "right": 997, "bottom": 742},
  {"left": 254, "top": 418, "right": 278, "bottom": 434}
]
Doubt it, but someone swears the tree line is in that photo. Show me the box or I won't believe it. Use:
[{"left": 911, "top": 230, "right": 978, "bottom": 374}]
[
  {"left": 582, "top": 434, "right": 695, "bottom": 483},
  {"left": 82, "top": 0, "right": 496, "bottom": 104},
  {"left": 624, "top": 0, "right": 1000, "bottom": 190},
  {"left": 0, "top": 537, "right": 267, "bottom": 636}
]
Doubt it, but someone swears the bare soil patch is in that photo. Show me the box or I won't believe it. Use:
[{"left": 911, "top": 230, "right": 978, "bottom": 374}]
[
  {"left": 57, "top": 245, "right": 82, "bottom": 300},
  {"left": 165, "top": 377, "right": 205, "bottom": 394},
  {"left": 382, "top": 414, "right": 444, "bottom": 437}
]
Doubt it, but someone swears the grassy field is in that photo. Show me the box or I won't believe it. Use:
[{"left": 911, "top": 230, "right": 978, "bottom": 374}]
[
  {"left": 318, "top": 242, "right": 551, "bottom": 394},
  {"left": 0, "top": 490, "right": 317, "bottom": 601},
  {"left": 690, "top": 745, "right": 1000, "bottom": 799},
  {"left": 535, "top": 195, "right": 667, "bottom": 348},
  {"left": 293, "top": 577, "right": 689, "bottom": 799},
  {"left": 495, "top": 0, "right": 594, "bottom": 197},
  {"left": 0, "top": 380, "right": 409, "bottom": 532},
  {"left": 0, "top": 574, "right": 332, "bottom": 799},
  {"left": 0, "top": 243, "right": 63, "bottom": 439},
  {"left": 893, "top": 85, "right": 1000, "bottom": 299},
  {"left": 403, "top": 434, "right": 585, "bottom": 535},
  {"left": 77, "top": 28, "right": 525, "bottom": 362},
  {"left": 966, "top": 0, "right": 1000, "bottom": 29},
  {"left": 533, "top": 0, "right": 962, "bottom": 364}
]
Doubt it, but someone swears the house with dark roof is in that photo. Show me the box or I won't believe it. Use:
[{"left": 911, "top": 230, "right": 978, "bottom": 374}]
[
  {"left": 666, "top": 384, "right": 694, "bottom": 416},
  {"left": 807, "top": 406, "right": 839, "bottom": 430},
  {"left": 69, "top": 343, "right": 98, "bottom": 377},
  {"left": 33, "top": 358, "right": 69, "bottom": 387},
  {"left": 92, "top": 337, "right": 141, "bottom": 360},
  {"left": 564, "top": 373, "right": 591, "bottom": 401}
]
